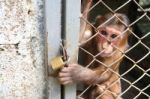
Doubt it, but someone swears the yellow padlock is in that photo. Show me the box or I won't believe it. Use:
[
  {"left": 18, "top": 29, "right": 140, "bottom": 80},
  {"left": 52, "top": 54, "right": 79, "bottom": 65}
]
[{"left": 50, "top": 56, "right": 65, "bottom": 70}]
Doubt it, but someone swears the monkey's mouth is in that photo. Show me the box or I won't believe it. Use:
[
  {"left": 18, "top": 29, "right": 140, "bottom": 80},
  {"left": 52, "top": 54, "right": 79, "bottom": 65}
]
[
  {"left": 100, "top": 51, "right": 116, "bottom": 57},
  {"left": 97, "top": 43, "right": 117, "bottom": 57},
  {"left": 100, "top": 48, "right": 116, "bottom": 57}
]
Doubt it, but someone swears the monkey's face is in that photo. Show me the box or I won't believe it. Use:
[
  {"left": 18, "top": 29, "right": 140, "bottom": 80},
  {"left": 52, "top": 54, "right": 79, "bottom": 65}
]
[{"left": 96, "top": 26, "right": 122, "bottom": 57}]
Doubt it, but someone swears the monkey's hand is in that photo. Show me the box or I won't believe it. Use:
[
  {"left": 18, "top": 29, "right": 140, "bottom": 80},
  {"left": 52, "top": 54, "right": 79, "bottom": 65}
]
[
  {"left": 96, "top": 84, "right": 107, "bottom": 93},
  {"left": 58, "top": 64, "right": 97, "bottom": 85}
]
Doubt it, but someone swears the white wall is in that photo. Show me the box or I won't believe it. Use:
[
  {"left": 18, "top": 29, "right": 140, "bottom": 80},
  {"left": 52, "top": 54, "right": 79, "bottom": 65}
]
[{"left": 0, "top": 0, "right": 46, "bottom": 98}]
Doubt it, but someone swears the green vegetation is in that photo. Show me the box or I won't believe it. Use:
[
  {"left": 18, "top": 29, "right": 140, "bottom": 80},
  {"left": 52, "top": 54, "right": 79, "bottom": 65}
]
[{"left": 140, "top": 0, "right": 150, "bottom": 6}]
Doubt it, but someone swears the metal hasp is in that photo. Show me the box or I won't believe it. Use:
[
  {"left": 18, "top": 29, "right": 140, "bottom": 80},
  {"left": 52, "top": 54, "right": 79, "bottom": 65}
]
[
  {"left": 46, "top": 0, "right": 81, "bottom": 98},
  {"left": 63, "top": 0, "right": 81, "bottom": 99},
  {"left": 46, "top": 0, "right": 62, "bottom": 99}
]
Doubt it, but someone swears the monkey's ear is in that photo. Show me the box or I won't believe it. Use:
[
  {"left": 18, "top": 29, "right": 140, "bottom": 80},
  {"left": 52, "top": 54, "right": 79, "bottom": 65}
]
[
  {"left": 117, "top": 14, "right": 129, "bottom": 26},
  {"left": 94, "top": 15, "right": 105, "bottom": 27}
]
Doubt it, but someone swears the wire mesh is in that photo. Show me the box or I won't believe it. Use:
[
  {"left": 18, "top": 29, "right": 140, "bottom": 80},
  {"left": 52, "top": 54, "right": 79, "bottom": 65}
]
[{"left": 77, "top": 0, "right": 150, "bottom": 99}]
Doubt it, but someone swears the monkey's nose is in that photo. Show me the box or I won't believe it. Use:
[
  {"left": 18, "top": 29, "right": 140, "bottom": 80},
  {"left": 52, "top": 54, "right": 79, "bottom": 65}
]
[{"left": 108, "top": 41, "right": 111, "bottom": 44}]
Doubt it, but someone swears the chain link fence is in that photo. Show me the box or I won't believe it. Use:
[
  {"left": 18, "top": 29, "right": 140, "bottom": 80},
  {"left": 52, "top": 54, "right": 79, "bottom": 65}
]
[{"left": 77, "top": 0, "right": 150, "bottom": 99}]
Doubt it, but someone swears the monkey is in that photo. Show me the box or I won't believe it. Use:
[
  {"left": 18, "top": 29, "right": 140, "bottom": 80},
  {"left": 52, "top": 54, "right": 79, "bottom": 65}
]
[
  {"left": 80, "top": 0, "right": 93, "bottom": 44},
  {"left": 90, "top": 14, "right": 129, "bottom": 99},
  {"left": 58, "top": 13, "right": 130, "bottom": 99}
]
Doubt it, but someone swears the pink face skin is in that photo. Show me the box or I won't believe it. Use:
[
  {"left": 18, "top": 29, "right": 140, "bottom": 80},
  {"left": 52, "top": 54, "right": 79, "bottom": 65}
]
[{"left": 96, "top": 26, "right": 122, "bottom": 57}]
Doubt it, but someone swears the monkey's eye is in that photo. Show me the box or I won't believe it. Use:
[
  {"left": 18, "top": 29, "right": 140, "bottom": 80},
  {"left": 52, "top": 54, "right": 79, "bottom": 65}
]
[
  {"left": 111, "top": 34, "right": 117, "bottom": 38},
  {"left": 101, "top": 30, "right": 108, "bottom": 36}
]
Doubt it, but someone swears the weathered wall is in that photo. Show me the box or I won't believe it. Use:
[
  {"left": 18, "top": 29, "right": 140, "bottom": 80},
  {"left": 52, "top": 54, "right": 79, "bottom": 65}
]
[{"left": 0, "top": 0, "right": 46, "bottom": 98}]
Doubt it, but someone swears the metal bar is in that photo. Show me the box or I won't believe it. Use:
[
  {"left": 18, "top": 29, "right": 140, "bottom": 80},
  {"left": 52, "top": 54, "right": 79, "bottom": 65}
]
[
  {"left": 46, "top": 0, "right": 61, "bottom": 99},
  {"left": 64, "top": 0, "right": 81, "bottom": 99}
]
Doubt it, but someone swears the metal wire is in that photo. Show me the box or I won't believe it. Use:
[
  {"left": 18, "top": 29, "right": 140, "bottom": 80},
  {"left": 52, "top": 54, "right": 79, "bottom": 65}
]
[{"left": 78, "top": 0, "right": 150, "bottom": 98}]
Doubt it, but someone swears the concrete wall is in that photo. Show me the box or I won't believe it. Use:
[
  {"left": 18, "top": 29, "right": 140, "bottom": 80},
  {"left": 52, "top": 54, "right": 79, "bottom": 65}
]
[{"left": 0, "top": 0, "right": 46, "bottom": 98}]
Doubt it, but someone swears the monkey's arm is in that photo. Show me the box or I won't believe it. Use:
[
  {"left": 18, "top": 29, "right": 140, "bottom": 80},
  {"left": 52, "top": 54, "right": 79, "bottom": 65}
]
[{"left": 58, "top": 64, "right": 112, "bottom": 85}]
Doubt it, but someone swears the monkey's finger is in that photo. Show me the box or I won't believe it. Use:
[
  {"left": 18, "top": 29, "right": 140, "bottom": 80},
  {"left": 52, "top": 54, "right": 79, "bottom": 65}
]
[
  {"left": 59, "top": 72, "right": 71, "bottom": 77},
  {"left": 60, "top": 67, "right": 70, "bottom": 72},
  {"left": 62, "top": 80, "right": 73, "bottom": 85},
  {"left": 61, "top": 66, "right": 74, "bottom": 73},
  {"left": 96, "top": 84, "right": 106, "bottom": 93},
  {"left": 58, "top": 77, "right": 72, "bottom": 84},
  {"left": 67, "top": 63, "right": 78, "bottom": 67}
]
